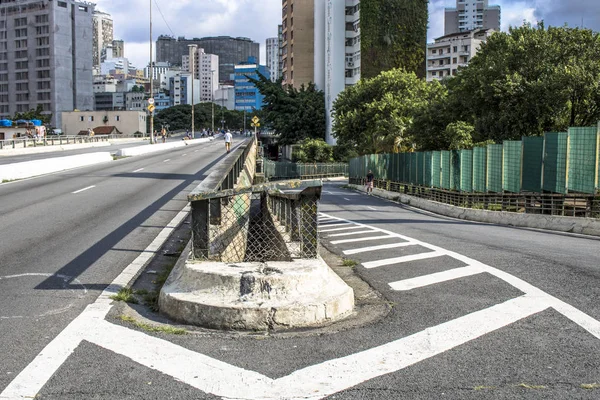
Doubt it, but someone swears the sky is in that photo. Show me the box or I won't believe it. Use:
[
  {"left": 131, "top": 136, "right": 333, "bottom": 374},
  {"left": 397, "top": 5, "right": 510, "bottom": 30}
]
[{"left": 92, "top": 0, "right": 600, "bottom": 69}]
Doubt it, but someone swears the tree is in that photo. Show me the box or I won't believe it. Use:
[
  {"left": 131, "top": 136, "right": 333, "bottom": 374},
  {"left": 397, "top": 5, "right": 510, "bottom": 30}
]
[
  {"left": 249, "top": 73, "right": 326, "bottom": 145},
  {"left": 444, "top": 121, "right": 474, "bottom": 150},
  {"left": 332, "top": 69, "right": 446, "bottom": 155},
  {"left": 293, "top": 139, "right": 333, "bottom": 163},
  {"left": 12, "top": 104, "right": 52, "bottom": 125},
  {"left": 450, "top": 23, "right": 600, "bottom": 142}
]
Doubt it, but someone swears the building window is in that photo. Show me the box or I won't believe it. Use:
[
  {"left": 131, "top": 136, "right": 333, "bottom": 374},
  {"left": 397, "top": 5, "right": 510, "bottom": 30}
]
[
  {"left": 88, "top": 116, "right": 94, "bottom": 122},
  {"left": 15, "top": 61, "right": 27, "bottom": 69},
  {"left": 58, "top": 1, "right": 67, "bottom": 8},
  {"left": 36, "top": 37, "right": 49, "bottom": 46},
  {"left": 15, "top": 71, "right": 28, "bottom": 80},
  {"left": 80, "top": 116, "right": 84, "bottom": 122},
  {"left": 37, "top": 70, "right": 50, "bottom": 79},
  {"left": 15, "top": 39, "right": 27, "bottom": 49},
  {"left": 35, "top": 15, "right": 48, "bottom": 24},
  {"left": 115, "top": 115, "right": 120, "bottom": 121},
  {"left": 14, "top": 18, "right": 27, "bottom": 27},
  {"left": 36, "top": 26, "right": 49, "bottom": 35},
  {"left": 15, "top": 28, "right": 27, "bottom": 38}
]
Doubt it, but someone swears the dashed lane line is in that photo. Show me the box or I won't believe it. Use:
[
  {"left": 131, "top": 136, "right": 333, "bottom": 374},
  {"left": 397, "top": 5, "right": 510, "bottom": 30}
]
[
  {"left": 133, "top": 168, "right": 144, "bottom": 173},
  {"left": 71, "top": 185, "right": 95, "bottom": 194},
  {"left": 163, "top": 159, "right": 170, "bottom": 163}
]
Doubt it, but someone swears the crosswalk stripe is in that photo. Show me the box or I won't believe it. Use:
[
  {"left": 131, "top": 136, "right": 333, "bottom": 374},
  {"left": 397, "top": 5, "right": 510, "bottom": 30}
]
[
  {"left": 331, "top": 235, "right": 392, "bottom": 245},
  {"left": 389, "top": 265, "right": 485, "bottom": 291},
  {"left": 343, "top": 242, "right": 416, "bottom": 255},
  {"left": 362, "top": 251, "right": 445, "bottom": 269},
  {"left": 320, "top": 226, "right": 364, "bottom": 233},
  {"left": 318, "top": 222, "right": 352, "bottom": 228},
  {"left": 327, "top": 230, "right": 378, "bottom": 237}
]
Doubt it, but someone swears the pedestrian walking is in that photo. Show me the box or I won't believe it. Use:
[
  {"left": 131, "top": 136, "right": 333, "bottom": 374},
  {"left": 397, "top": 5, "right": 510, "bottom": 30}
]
[
  {"left": 366, "top": 170, "right": 374, "bottom": 195},
  {"left": 224, "top": 131, "right": 233, "bottom": 154}
]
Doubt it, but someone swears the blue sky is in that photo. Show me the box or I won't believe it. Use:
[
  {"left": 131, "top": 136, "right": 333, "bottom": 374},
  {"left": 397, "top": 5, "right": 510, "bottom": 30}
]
[{"left": 93, "top": 0, "right": 600, "bottom": 69}]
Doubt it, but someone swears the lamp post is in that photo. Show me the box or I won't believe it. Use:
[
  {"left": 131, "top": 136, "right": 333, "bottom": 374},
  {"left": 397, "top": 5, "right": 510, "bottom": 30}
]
[
  {"left": 188, "top": 44, "right": 197, "bottom": 138},
  {"left": 211, "top": 69, "right": 215, "bottom": 133},
  {"left": 148, "top": 0, "right": 154, "bottom": 143}
]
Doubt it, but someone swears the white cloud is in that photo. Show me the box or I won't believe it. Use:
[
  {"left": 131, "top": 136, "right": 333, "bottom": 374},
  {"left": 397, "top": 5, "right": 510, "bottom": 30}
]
[{"left": 93, "top": 0, "right": 281, "bottom": 68}]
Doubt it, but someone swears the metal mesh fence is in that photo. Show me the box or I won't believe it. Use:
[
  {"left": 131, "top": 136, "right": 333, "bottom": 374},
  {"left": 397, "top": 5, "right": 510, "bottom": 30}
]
[
  {"left": 486, "top": 144, "right": 503, "bottom": 193},
  {"left": 263, "top": 160, "right": 348, "bottom": 181},
  {"left": 543, "top": 132, "right": 568, "bottom": 194},
  {"left": 190, "top": 182, "right": 320, "bottom": 263},
  {"left": 473, "top": 146, "right": 487, "bottom": 192},
  {"left": 460, "top": 149, "right": 473, "bottom": 192}
]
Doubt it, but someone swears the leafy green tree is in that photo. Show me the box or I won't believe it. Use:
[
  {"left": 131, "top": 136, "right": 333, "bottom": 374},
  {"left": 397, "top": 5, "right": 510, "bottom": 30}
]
[
  {"left": 12, "top": 104, "right": 52, "bottom": 125},
  {"left": 332, "top": 69, "right": 445, "bottom": 155},
  {"left": 361, "top": 0, "right": 428, "bottom": 79},
  {"left": 450, "top": 23, "right": 600, "bottom": 142},
  {"left": 444, "top": 121, "right": 474, "bottom": 150},
  {"left": 249, "top": 73, "right": 326, "bottom": 145},
  {"left": 293, "top": 139, "right": 333, "bottom": 163}
]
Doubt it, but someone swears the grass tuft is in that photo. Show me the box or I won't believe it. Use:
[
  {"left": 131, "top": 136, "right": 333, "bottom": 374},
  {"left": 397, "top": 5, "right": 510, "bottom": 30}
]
[
  {"left": 581, "top": 383, "right": 600, "bottom": 390},
  {"left": 110, "top": 288, "right": 138, "bottom": 304},
  {"left": 341, "top": 258, "right": 358, "bottom": 267},
  {"left": 518, "top": 383, "right": 545, "bottom": 390},
  {"left": 118, "top": 315, "right": 186, "bottom": 335}
]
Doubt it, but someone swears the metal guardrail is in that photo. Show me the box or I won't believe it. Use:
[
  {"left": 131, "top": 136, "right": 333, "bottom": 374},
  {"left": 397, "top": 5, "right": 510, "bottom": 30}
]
[
  {"left": 0, "top": 135, "right": 122, "bottom": 150},
  {"left": 352, "top": 178, "right": 600, "bottom": 219},
  {"left": 263, "top": 159, "right": 348, "bottom": 181},
  {"left": 188, "top": 180, "right": 321, "bottom": 262}
]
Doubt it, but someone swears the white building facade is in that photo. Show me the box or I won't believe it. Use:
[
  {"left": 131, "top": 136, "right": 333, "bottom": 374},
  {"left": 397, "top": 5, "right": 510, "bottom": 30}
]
[
  {"left": 266, "top": 37, "right": 280, "bottom": 82},
  {"left": 214, "top": 84, "right": 235, "bottom": 111},
  {"left": 144, "top": 62, "right": 171, "bottom": 81},
  {"left": 182, "top": 48, "right": 219, "bottom": 102},
  {"left": 444, "top": 0, "right": 500, "bottom": 35},
  {"left": 314, "top": 0, "right": 361, "bottom": 145},
  {"left": 426, "top": 28, "right": 494, "bottom": 81}
]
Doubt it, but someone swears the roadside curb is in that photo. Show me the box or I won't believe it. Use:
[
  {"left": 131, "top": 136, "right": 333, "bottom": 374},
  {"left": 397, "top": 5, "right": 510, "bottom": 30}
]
[{"left": 348, "top": 183, "right": 600, "bottom": 238}]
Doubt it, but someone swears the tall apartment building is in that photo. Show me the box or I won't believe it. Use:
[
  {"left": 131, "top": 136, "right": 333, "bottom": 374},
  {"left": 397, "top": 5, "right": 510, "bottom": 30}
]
[
  {"left": 168, "top": 72, "right": 200, "bottom": 107},
  {"left": 234, "top": 57, "right": 270, "bottom": 111},
  {"left": 182, "top": 47, "right": 219, "bottom": 103},
  {"left": 92, "top": 10, "right": 113, "bottom": 67},
  {"left": 156, "top": 35, "right": 259, "bottom": 83},
  {"left": 278, "top": 25, "right": 284, "bottom": 82},
  {"left": 0, "top": 0, "right": 94, "bottom": 128},
  {"left": 266, "top": 37, "right": 279, "bottom": 82},
  {"left": 281, "top": 0, "right": 314, "bottom": 88},
  {"left": 313, "top": 0, "right": 360, "bottom": 145},
  {"left": 112, "top": 39, "right": 124, "bottom": 58},
  {"left": 444, "top": 0, "right": 500, "bottom": 35},
  {"left": 426, "top": 28, "right": 494, "bottom": 81}
]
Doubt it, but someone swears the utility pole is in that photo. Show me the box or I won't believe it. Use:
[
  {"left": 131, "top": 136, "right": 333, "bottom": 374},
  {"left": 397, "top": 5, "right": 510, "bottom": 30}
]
[
  {"left": 189, "top": 44, "right": 197, "bottom": 138},
  {"left": 149, "top": 0, "right": 154, "bottom": 144}
]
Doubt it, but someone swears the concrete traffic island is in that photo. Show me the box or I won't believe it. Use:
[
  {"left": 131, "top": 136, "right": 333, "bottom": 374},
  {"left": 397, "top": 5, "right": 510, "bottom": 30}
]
[
  {"left": 158, "top": 258, "right": 354, "bottom": 330},
  {"left": 158, "top": 139, "right": 354, "bottom": 331}
]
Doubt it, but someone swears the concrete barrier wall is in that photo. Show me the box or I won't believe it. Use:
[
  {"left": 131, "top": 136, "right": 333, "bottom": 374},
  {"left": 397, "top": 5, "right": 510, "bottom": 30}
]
[
  {"left": 0, "top": 152, "right": 113, "bottom": 181},
  {"left": 349, "top": 184, "right": 600, "bottom": 237},
  {"left": 116, "top": 137, "right": 213, "bottom": 157}
]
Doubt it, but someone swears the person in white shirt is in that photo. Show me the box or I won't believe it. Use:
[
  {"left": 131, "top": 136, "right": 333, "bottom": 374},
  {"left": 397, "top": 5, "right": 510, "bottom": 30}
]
[{"left": 224, "top": 131, "right": 233, "bottom": 153}]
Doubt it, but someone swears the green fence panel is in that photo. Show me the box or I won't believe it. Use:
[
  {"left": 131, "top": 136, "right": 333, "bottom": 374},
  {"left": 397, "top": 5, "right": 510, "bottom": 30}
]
[
  {"left": 403, "top": 153, "right": 411, "bottom": 183},
  {"left": 567, "top": 127, "right": 599, "bottom": 194},
  {"left": 472, "top": 147, "right": 486, "bottom": 192},
  {"left": 432, "top": 151, "right": 441, "bottom": 188},
  {"left": 450, "top": 151, "right": 461, "bottom": 191},
  {"left": 460, "top": 149, "right": 473, "bottom": 192},
  {"left": 440, "top": 150, "right": 451, "bottom": 189},
  {"left": 543, "top": 132, "right": 568, "bottom": 194},
  {"left": 409, "top": 153, "right": 417, "bottom": 184},
  {"left": 390, "top": 153, "right": 398, "bottom": 182},
  {"left": 423, "top": 151, "right": 432, "bottom": 187},
  {"left": 521, "top": 136, "right": 544, "bottom": 192},
  {"left": 502, "top": 140, "right": 522, "bottom": 193},
  {"left": 486, "top": 144, "right": 503, "bottom": 193},
  {"left": 416, "top": 152, "right": 425, "bottom": 185}
]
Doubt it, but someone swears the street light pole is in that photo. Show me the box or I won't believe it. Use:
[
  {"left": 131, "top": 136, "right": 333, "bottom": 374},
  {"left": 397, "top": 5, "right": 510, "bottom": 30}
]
[
  {"left": 189, "top": 44, "right": 197, "bottom": 138},
  {"left": 149, "top": 0, "right": 154, "bottom": 143},
  {"left": 211, "top": 69, "right": 215, "bottom": 133}
]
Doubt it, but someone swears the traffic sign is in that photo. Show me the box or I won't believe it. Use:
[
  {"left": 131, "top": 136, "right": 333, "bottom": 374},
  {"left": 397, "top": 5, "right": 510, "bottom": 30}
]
[
  {"left": 147, "top": 98, "right": 155, "bottom": 105},
  {"left": 251, "top": 115, "right": 259, "bottom": 124},
  {"left": 147, "top": 104, "right": 155, "bottom": 112}
]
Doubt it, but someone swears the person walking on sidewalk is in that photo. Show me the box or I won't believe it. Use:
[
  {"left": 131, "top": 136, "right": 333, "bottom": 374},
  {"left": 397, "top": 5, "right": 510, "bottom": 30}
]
[
  {"left": 224, "top": 130, "right": 233, "bottom": 153},
  {"left": 366, "top": 170, "right": 374, "bottom": 195}
]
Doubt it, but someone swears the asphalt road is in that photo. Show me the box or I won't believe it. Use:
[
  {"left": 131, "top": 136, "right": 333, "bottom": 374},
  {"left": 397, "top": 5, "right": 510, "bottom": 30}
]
[
  {"left": 0, "top": 136, "right": 241, "bottom": 396},
  {"left": 2, "top": 178, "right": 599, "bottom": 399}
]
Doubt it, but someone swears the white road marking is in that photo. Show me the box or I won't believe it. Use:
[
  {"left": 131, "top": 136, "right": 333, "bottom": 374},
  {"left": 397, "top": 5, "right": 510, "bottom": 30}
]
[
  {"left": 389, "top": 265, "right": 485, "bottom": 291},
  {"left": 343, "top": 242, "right": 416, "bottom": 255},
  {"left": 320, "top": 226, "right": 365, "bottom": 233},
  {"left": 71, "top": 185, "right": 95, "bottom": 194},
  {"left": 163, "top": 159, "right": 170, "bottom": 163},
  {"left": 362, "top": 251, "right": 445, "bottom": 269},
  {"left": 133, "top": 168, "right": 144, "bottom": 173},
  {"left": 182, "top": 154, "right": 187, "bottom": 157},
  {"left": 331, "top": 235, "right": 393, "bottom": 244},
  {"left": 0, "top": 206, "right": 191, "bottom": 399},
  {"left": 367, "top": 206, "right": 377, "bottom": 211},
  {"left": 343, "top": 197, "right": 351, "bottom": 201},
  {"left": 318, "top": 222, "right": 352, "bottom": 228},
  {"left": 327, "top": 230, "right": 378, "bottom": 237},
  {"left": 194, "top": 150, "right": 199, "bottom": 152}
]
